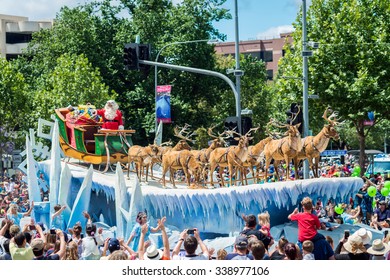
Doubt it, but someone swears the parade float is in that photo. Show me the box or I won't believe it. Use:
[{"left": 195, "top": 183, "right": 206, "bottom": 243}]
[{"left": 15, "top": 107, "right": 367, "bottom": 246}]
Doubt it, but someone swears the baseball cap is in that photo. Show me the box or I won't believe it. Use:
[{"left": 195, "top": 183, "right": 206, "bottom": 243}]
[
  {"left": 235, "top": 236, "right": 248, "bottom": 249},
  {"left": 108, "top": 238, "right": 120, "bottom": 253},
  {"left": 31, "top": 238, "right": 45, "bottom": 251}
]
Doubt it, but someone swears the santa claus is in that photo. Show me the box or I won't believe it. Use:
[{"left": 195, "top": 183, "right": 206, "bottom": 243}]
[{"left": 97, "top": 100, "right": 124, "bottom": 130}]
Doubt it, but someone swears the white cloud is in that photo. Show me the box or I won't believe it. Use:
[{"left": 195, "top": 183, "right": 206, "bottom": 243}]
[{"left": 256, "top": 25, "right": 295, "bottom": 40}]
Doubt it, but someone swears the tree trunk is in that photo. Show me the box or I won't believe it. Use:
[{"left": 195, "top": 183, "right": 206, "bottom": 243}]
[{"left": 357, "top": 121, "right": 366, "bottom": 176}]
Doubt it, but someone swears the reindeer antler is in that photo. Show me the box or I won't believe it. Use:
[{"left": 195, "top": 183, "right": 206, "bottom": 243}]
[
  {"left": 208, "top": 125, "right": 230, "bottom": 143},
  {"left": 323, "top": 107, "right": 340, "bottom": 126},
  {"left": 269, "top": 118, "right": 289, "bottom": 129},
  {"left": 174, "top": 124, "right": 196, "bottom": 144},
  {"left": 161, "top": 140, "right": 173, "bottom": 147},
  {"left": 207, "top": 125, "right": 219, "bottom": 139},
  {"left": 225, "top": 128, "right": 241, "bottom": 138},
  {"left": 289, "top": 105, "right": 301, "bottom": 125},
  {"left": 245, "top": 127, "right": 259, "bottom": 137},
  {"left": 322, "top": 106, "right": 332, "bottom": 120},
  {"left": 266, "top": 119, "right": 286, "bottom": 139}
]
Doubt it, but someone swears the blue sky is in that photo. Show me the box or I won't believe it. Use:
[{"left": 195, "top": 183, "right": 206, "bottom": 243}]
[
  {"left": 1, "top": 0, "right": 305, "bottom": 42},
  {"left": 214, "top": 0, "right": 302, "bottom": 41}
]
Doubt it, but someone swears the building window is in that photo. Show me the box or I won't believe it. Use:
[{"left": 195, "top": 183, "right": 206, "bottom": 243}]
[
  {"left": 6, "top": 54, "right": 19, "bottom": 61},
  {"left": 260, "top": 50, "right": 273, "bottom": 62},
  {"left": 266, "top": 69, "right": 273, "bottom": 80},
  {"left": 244, "top": 52, "right": 261, "bottom": 60},
  {"left": 243, "top": 51, "right": 273, "bottom": 62},
  {"left": 6, "top": 33, "right": 32, "bottom": 44}
]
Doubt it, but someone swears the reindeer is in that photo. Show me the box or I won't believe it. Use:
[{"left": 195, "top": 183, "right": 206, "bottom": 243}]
[
  {"left": 161, "top": 149, "right": 201, "bottom": 188},
  {"left": 149, "top": 140, "right": 172, "bottom": 179},
  {"left": 190, "top": 125, "right": 228, "bottom": 183},
  {"left": 243, "top": 136, "right": 273, "bottom": 183},
  {"left": 127, "top": 144, "right": 159, "bottom": 182},
  {"left": 208, "top": 128, "right": 256, "bottom": 187},
  {"left": 294, "top": 107, "right": 340, "bottom": 177},
  {"left": 149, "top": 124, "right": 193, "bottom": 179},
  {"left": 263, "top": 108, "right": 303, "bottom": 181},
  {"left": 238, "top": 123, "right": 278, "bottom": 183}
]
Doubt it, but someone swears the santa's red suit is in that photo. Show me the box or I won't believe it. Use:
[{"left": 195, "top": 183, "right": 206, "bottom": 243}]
[{"left": 97, "top": 100, "right": 124, "bottom": 130}]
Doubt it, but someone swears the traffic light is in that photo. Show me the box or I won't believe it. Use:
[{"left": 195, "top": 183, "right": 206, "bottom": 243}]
[
  {"left": 224, "top": 116, "right": 239, "bottom": 145},
  {"left": 224, "top": 116, "right": 239, "bottom": 131},
  {"left": 138, "top": 44, "right": 150, "bottom": 66},
  {"left": 124, "top": 43, "right": 138, "bottom": 70},
  {"left": 138, "top": 44, "right": 151, "bottom": 78}
]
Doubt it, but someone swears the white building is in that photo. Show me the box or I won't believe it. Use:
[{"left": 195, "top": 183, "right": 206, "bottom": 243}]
[{"left": 0, "top": 14, "right": 53, "bottom": 60}]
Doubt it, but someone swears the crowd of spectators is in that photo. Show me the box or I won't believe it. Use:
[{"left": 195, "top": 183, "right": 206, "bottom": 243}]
[{"left": 0, "top": 172, "right": 31, "bottom": 219}]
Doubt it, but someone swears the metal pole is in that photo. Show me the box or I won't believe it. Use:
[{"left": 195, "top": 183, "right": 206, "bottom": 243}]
[
  {"left": 143, "top": 60, "right": 240, "bottom": 119},
  {"left": 234, "top": 0, "right": 242, "bottom": 134},
  {"left": 154, "top": 39, "right": 214, "bottom": 132},
  {"left": 302, "top": 0, "right": 310, "bottom": 179}
]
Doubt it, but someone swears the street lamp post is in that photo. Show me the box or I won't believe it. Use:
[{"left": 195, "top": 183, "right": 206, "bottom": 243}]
[
  {"left": 302, "top": 0, "right": 310, "bottom": 179},
  {"left": 234, "top": 0, "right": 242, "bottom": 134},
  {"left": 154, "top": 39, "right": 218, "bottom": 131}
]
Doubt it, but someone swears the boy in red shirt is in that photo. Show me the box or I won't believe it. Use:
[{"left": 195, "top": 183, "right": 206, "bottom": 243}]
[{"left": 288, "top": 197, "right": 324, "bottom": 247}]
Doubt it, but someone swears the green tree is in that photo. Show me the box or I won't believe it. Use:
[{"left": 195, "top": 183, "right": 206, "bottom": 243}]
[
  {"left": 0, "top": 58, "right": 29, "bottom": 152},
  {"left": 214, "top": 53, "right": 271, "bottom": 140},
  {"left": 30, "top": 53, "right": 114, "bottom": 122},
  {"left": 275, "top": 0, "right": 390, "bottom": 172}
]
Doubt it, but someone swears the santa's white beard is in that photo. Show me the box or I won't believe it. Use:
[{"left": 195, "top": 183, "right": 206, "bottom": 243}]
[{"left": 104, "top": 107, "right": 117, "bottom": 120}]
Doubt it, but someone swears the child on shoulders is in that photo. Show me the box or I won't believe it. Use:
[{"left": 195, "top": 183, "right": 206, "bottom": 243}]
[
  {"left": 258, "top": 211, "right": 274, "bottom": 247},
  {"left": 288, "top": 197, "right": 324, "bottom": 249}
]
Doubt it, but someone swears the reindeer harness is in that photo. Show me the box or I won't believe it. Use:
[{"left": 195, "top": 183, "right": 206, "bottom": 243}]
[{"left": 170, "top": 152, "right": 193, "bottom": 169}]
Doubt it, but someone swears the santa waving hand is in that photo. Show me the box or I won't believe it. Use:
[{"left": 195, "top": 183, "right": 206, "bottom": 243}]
[{"left": 97, "top": 100, "right": 124, "bottom": 130}]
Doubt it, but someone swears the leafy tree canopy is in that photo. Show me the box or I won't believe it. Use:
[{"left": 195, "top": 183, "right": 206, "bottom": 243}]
[{"left": 275, "top": 0, "right": 390, "bottom": 169}]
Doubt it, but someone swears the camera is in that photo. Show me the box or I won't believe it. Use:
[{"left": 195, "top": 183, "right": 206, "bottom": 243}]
[
  {"left": 344, "top": 230, "right": 350, "bottom": 239},
  {"left": 29, "top": 225, "right": 36, "bottom": 231},
  {"left": 50, "top": 229, "right": 56, "bottom": 235},
  {"left": 385, "top": 230, "right": 389, "bottom": 238},
  {"left": 187, "top": 229, "right": 195, "bottom": 235}
]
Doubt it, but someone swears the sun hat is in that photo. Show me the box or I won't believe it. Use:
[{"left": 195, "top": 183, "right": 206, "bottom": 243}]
[
  {"left": 343, "top": 235, "right": 366, "bottom": 254},
  {"left": 143, "top": 245, "right": 163, "bottom": 260},
  {"left": 352, "top": 228, "right": 372, "bottom": 245},
  {"left": 367, "top": 239, "right": 390, "bottom": 256}
]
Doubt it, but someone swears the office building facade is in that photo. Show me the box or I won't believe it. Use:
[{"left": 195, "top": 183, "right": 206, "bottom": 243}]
[
  {"left": 214, "top": 33, "right": 293, "bottom": 80},
  {"left": 0, "top": 14, "right": 53, "bottom": 60}
]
